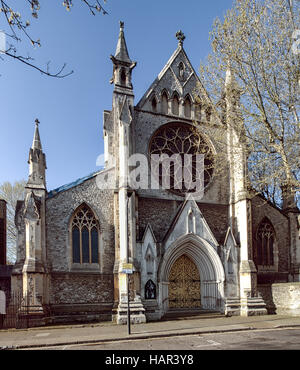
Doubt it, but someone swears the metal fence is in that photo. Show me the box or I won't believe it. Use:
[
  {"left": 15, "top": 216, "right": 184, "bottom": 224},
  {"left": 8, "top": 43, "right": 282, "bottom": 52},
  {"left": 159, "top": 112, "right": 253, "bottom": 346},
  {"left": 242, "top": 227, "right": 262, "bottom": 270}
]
[
  {"left": 201, "top": 281, "right": 223, "bottom": 310},
  {"left": 1, "top": 292, "right": 29, "bottom": 329}
]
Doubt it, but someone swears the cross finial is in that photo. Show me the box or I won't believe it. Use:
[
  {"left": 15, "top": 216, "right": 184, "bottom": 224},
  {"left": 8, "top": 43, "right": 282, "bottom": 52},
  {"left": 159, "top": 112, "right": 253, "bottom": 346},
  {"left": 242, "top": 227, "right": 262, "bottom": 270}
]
[
  {"left": 35, "top": 118, "right": 40, "bottom": 127},
  {"left": 176, "top": 30, "right": 185, "bottom": 46},
  {"left": 119, "top": 21, "right": 124, "bottom": 30}
]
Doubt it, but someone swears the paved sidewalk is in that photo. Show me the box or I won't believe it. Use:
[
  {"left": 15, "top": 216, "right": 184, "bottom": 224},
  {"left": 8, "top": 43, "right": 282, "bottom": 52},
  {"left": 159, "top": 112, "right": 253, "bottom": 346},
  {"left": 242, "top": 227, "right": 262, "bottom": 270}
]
[{"left": 1, "top": 314, "right": 300, "bottom": 349}]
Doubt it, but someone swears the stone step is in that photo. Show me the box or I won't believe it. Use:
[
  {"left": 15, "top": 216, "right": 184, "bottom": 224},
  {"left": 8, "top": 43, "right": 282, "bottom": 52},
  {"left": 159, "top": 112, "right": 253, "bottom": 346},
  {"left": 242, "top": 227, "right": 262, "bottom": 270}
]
[{"left": 162, "top": 309, "right": 224, "bottom": 321}]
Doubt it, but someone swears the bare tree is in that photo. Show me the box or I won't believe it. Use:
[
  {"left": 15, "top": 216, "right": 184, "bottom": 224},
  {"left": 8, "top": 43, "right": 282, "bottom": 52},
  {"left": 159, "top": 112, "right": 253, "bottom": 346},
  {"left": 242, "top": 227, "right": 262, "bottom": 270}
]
[
  {"left": 197, "top": 0, "right": 300, "bottom": 208},
  {"left": 0, "top": 180, "right": 26, "bottom": 263},
  {"left": 0, "top": 0, "right": 108, "bottom": 78}
]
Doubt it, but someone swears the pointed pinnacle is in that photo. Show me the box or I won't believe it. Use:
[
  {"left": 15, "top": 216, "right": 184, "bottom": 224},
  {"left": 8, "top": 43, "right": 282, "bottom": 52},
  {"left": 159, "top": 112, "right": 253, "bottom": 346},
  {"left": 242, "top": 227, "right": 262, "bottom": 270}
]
[
  {"left": 32, "top": 118, "right": 42, "bottom": 150},
  {"left": 114, "top": 21, "right": 132, "bottom": 63}
]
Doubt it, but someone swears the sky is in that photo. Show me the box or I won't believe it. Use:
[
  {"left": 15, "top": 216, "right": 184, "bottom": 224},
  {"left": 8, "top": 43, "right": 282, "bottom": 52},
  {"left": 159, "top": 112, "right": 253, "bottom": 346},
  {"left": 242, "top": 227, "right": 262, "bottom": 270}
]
[{"left": 0, "top": 0, "right": 234, "bottom": 192}]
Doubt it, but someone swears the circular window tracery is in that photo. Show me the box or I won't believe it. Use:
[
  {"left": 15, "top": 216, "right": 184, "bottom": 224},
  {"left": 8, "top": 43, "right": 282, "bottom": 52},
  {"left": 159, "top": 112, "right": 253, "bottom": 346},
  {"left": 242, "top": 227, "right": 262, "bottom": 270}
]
[{"left": 149, "top": 122, "right": 214, "bottom": 196}]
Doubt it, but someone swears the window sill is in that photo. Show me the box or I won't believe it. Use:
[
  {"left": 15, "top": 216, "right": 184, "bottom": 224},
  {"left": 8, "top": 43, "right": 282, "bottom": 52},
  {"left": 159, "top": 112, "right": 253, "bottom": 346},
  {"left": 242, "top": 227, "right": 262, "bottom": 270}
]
[{"left": 71, "top": 263, "right": 101, "bottom": 272}]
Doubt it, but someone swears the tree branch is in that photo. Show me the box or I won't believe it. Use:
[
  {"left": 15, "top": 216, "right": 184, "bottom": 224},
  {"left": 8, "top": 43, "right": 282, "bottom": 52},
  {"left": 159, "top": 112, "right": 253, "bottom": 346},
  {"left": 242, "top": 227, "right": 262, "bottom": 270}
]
[{"left": 5, "top": 49, "right": 73, "bottom": 78}]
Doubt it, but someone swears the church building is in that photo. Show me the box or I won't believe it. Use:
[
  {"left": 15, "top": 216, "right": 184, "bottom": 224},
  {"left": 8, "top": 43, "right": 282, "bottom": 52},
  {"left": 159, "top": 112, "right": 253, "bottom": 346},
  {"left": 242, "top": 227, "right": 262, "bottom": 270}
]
[{"left": 11, "top": 23, "right": 300, "bottom": 326}]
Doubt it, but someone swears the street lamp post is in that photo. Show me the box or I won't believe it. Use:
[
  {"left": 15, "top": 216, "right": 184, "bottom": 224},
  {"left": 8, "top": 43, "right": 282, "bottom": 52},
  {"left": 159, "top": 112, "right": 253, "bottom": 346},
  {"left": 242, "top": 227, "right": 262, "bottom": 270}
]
[{"left": 127, "top": 267, "right": 131, "bottom": 335}]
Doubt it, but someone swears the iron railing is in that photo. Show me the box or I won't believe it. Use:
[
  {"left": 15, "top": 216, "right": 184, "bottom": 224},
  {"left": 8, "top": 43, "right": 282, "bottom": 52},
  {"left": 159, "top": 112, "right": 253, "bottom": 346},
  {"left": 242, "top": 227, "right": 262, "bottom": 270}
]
[{"left": 1, "top": 292, "right": 29, "bottom": 329}]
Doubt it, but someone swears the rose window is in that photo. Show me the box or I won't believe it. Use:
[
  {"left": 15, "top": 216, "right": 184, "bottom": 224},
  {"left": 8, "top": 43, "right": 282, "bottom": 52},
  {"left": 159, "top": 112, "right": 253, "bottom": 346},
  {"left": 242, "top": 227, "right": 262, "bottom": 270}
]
[{"left": 149, "top": 122, "right": 214, "bottom": 196}]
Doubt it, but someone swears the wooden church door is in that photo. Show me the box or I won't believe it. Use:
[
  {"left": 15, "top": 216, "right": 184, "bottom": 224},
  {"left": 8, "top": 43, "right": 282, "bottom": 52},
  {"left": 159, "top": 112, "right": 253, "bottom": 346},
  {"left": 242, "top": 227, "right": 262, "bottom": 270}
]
[{"left": 168, "top": 255, "right": 201, "bottom": 309}]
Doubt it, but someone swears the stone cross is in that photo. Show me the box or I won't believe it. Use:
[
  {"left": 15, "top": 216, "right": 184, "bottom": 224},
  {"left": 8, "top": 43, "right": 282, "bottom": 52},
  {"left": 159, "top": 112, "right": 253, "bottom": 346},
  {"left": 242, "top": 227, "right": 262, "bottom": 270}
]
[{"left": 176, "top": 30, "right": 185, "bottom": 46}]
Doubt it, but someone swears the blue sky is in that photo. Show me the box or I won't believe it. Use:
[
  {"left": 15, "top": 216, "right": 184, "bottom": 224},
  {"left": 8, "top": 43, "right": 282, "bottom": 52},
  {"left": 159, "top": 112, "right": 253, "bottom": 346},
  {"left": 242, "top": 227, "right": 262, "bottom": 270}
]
[{"left": 0, "top": 0, "right": 234, "bottom": 191}]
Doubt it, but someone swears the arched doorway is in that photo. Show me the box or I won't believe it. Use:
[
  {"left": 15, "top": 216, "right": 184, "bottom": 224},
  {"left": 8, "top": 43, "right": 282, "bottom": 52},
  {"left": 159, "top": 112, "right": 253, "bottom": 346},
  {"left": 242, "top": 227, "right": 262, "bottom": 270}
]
[
  {"left": 158, "top": 234, "right": 225, "bottom": 316},
  {"left": 168, "top": 255, "right": 201, "bottom": 309}
]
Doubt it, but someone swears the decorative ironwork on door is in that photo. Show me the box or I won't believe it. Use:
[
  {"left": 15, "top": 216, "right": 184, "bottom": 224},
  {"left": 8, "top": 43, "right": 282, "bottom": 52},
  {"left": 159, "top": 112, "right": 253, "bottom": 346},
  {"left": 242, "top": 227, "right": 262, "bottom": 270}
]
[{"left": 168, "top": 255, "right": 201, "bottom": 308}]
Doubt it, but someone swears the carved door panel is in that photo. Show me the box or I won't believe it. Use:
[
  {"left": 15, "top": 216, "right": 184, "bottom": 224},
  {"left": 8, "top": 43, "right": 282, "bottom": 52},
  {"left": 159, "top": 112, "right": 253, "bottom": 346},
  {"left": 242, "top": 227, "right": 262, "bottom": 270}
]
[{"left": 168, "top": 255, "right": 201, "bottom": 308}]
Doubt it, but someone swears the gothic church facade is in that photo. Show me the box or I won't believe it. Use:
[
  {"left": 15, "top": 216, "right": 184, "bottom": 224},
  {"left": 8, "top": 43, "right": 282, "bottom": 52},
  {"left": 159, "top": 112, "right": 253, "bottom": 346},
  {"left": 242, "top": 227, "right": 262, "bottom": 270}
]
[{"left": 11, "top": 24, "right": 300, "bottom": 325}]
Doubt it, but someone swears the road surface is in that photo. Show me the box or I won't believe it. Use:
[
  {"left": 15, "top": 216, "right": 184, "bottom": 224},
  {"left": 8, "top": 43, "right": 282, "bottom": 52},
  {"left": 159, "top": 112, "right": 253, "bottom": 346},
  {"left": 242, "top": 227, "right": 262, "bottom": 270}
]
[{"left": 28, "top": 327, "right": 300, "bottom": 350}]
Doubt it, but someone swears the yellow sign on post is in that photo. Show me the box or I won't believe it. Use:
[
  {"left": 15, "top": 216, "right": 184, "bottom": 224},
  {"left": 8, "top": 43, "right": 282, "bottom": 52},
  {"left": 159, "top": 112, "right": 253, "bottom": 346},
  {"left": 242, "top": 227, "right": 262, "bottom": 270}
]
[{"left": 121, "top": 263, "right": 133, "bottom": 274}]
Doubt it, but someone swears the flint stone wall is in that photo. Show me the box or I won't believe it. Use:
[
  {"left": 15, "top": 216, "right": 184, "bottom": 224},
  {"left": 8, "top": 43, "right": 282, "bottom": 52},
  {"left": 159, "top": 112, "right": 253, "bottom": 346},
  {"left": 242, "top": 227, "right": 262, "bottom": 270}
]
[
  {"left": 46, "top": 175, "right": 115, "bottom": 306},
  {"left": 137, "top": 197, "right": 228, "bottom": 245},
  {"left": 50, "top": 273, "right": 113, "bottom": 304}
]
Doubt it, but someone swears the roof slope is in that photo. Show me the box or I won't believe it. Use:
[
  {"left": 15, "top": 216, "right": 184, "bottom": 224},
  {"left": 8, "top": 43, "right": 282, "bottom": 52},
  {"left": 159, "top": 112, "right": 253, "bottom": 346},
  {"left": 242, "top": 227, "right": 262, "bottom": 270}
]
[{"left": 136, "top": 42, "right": 203, "bottom": 110}]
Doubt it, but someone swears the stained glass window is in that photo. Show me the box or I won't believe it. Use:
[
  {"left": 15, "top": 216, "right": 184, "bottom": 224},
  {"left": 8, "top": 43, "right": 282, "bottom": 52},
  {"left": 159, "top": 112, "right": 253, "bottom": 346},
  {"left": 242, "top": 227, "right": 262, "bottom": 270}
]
[
  {"left": 72, "top": 226, "right": 80, "bottom": 263},
  {"left": 149, "top": 122, "right": 214, "bottom": 195},
  {"left": 255, "top": 218, "right": 275, "bottom": 266},
  {"left": 91, "top": 227, "right": 99, "bottom": 264},
  {"left": 71, "top": 204, "right": 99, "bottom": 264}
]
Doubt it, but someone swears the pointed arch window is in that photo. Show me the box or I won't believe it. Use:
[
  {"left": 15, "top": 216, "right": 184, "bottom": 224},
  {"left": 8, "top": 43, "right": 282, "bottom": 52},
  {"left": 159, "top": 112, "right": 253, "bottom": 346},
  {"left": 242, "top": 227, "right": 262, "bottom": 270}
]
[
  {"left": 71, "top": 204, "right": 100, "bottom": 264},
  {"left": 178, "top": 62, "right": 185, "bottom": 81},
  {"left": 172, "top": 93, "right": 179, "bottom": 116},
  {"left": 145, "top": 279, "right": 156, "bottom": 299},
  {"left": 151, "top": 96, "right": 157, "bottom": 112},
  {"left": 184, "top": 96, "right": 192, "bottom": 118},
  {"left": 161, "top": 91, "right": 168, "bottom": 114},
  {"left": 120, "top": 68, "right": 126, "bottom": 86},
  {"left": 255, "top": 218, "right": 275, "bottom": 267}
]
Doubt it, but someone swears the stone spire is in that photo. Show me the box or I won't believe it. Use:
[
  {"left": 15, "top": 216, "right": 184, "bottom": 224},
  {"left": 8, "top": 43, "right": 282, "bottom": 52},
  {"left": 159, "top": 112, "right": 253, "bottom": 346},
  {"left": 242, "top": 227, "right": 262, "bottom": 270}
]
[
  {"left": 27, "top": 118, "right": 47, "bottom": 190},
  {"left": 32, "top": 118, "right": 42, "bottom": 150},
  {"left": 110, "top": 21, "right": 136, "bottom": 92},
  {"left": 114, "top": 21, "right": 132, "bottom": 63}
]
